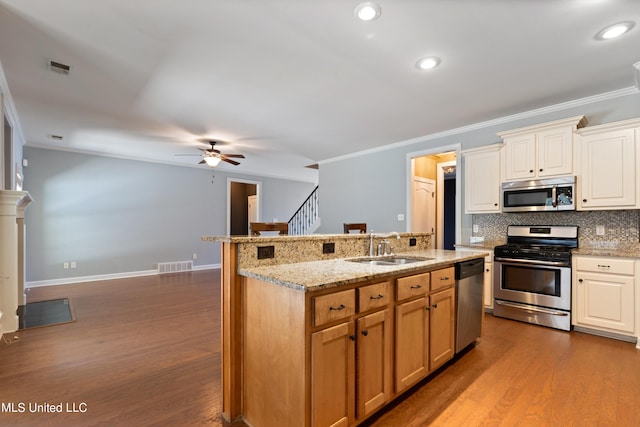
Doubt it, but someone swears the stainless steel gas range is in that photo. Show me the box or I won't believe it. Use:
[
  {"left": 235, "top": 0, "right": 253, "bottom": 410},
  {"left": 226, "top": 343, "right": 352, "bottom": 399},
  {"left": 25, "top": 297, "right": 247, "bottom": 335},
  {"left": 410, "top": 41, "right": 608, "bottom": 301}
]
[{"left": 493, "top": 225, "right": 578, "bottom": 331}]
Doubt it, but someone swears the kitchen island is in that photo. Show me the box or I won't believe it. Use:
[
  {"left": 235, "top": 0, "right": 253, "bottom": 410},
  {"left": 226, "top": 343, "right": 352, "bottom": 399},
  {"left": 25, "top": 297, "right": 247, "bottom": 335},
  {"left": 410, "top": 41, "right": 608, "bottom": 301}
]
[{"left": 205, "top": 233, "right": 487, "bottom": 427}]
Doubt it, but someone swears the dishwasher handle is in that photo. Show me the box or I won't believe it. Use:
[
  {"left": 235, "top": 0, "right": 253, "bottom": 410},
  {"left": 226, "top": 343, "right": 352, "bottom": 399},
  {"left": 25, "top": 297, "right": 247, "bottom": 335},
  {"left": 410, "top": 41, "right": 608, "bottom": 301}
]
[{"left": 455, "top": 258, "right": 485, "bottom": 279}]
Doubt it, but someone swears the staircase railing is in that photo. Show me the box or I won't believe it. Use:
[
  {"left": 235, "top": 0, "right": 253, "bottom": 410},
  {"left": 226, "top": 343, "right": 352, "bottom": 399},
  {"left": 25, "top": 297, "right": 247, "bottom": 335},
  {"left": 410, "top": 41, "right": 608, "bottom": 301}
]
[{"left": 288, "top": 186, "right": 319, "bottom": 235}]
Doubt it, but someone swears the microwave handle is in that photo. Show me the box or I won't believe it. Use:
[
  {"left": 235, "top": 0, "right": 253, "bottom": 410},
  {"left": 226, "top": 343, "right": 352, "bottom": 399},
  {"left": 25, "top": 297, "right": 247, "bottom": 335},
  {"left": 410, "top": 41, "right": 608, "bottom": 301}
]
[{"left": 552, "top": 185, "right": 557, "bottom": 208}]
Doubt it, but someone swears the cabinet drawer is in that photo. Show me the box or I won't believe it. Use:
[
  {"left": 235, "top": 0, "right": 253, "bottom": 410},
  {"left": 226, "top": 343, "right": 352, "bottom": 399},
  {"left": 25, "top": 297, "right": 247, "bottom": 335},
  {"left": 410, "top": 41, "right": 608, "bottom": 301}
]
[
  {"left": 430, "top": 267, "right": 455, "bottom": 291},
  {"left": 575, "top": 257, "right": 635, "bottom": 275},
  {"left": 314, "top": 289, "right": 356, "bottom": 327},
  {"left": 358, "top": 281, "right": 391, "bottom": 312},
  {"left": 397, "top": 273, "right": 430, "bottom": 301}
]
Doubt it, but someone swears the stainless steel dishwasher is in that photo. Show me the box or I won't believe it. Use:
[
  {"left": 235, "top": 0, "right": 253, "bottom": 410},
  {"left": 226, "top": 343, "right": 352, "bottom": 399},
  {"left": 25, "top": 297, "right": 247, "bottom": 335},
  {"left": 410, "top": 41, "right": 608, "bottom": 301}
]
[{"left": 455, "top": 258, "right": 484, "bottom": 353}]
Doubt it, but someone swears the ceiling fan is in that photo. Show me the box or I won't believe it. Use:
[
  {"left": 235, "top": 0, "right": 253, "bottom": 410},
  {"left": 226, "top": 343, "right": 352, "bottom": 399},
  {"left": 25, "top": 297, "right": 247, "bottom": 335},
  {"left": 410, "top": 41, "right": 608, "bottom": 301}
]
[{"left": 175, "top": 141, "right": 245, "bottom": 167}]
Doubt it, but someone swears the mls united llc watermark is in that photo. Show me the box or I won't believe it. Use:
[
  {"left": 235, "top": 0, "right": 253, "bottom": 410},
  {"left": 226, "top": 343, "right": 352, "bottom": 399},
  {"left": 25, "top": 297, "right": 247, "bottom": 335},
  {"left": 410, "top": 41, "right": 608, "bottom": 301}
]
[{"left": 2, "top": 402, "right": 87, "bottom": 413}]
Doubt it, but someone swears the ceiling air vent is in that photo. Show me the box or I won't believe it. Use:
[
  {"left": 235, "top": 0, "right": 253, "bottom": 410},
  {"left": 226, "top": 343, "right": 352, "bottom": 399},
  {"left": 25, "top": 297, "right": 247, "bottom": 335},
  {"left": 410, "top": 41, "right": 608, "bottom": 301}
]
[{"left": 48, "top": 60, "right": 71, "bottom": 75}]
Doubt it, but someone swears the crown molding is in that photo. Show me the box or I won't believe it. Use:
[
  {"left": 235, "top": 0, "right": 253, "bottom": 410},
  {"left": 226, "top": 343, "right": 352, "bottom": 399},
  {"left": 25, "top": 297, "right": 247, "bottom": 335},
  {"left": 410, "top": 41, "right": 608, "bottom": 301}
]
[{"left": 319, "top": 86, "right": 640, "bottom": 165}]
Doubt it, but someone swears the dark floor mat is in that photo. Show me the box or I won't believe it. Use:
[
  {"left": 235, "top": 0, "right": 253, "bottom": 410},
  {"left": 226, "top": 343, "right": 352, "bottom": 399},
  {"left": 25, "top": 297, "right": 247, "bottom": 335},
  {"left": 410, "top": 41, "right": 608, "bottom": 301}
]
[{"left": 17, "top": 298, "right": 75, "bottom": 329}]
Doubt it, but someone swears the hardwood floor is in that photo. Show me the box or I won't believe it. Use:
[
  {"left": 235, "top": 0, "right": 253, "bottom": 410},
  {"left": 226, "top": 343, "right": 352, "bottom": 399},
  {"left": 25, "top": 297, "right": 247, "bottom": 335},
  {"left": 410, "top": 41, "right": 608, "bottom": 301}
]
[
  {"left": 1, "top": 270, "right": 639, "bottom": 426},
  {"left": 0, "top": 270, "right": 227, "bottom": 427}
]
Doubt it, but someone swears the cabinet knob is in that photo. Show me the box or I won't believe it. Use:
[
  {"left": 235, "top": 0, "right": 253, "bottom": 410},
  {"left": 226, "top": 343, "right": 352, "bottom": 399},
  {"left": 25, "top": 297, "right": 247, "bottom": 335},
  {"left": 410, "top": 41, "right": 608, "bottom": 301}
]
[
  {"left": 440, "top": 277, "right": 450, "bottom": 281},
  {"left": 583, "top": 199, "right": 587, "bottom": 203},
  {"left": 425, "top": 306, "right": 430, "bottom": 311},
  {"left": 494, "top": 203, "right": 498, "bottom": 206},
  {"left": 349, "top": 335, "right": 356, "bottom": 341},
  {"left": 329, "top": 304, "right": 346, "bottom": 311},
  {"left": 529, "top": 169, "right": 534, "bottom": 173},
  {"left": 410, "top": 284, "right": 422, "bottom": 289},
  {"left": 433, "top": 303, "right": 438, "bottom": 309},
  {"left": 486, "top": 268, "right": 490, "bottom": 272},
  {"left": 370, "top": 294, "right": 384, "bottom": 300},
  {"left": 361, "top": 330, "right": 369, "bottom": 337},
  {"left": 539, "top": 168, "right": 543, "bottom": 172},
  {"left": 578, "top": 278, "right": 583, "bottom": 283}
]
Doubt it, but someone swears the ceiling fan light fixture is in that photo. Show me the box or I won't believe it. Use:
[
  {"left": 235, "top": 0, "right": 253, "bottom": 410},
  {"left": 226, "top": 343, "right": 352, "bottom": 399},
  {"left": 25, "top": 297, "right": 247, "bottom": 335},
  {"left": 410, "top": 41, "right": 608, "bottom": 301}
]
[
  {"left": 354, "top": 2, "right": 381, "bottom": 21},
  {"left": 416, "top": 56, "right": 441, "bottom": 71},
  {"left": 596, "top": 21, "right": 635, "bottom": 40},
  {"left": 204, "top": 155, "right": 221, "bottom": 167}
]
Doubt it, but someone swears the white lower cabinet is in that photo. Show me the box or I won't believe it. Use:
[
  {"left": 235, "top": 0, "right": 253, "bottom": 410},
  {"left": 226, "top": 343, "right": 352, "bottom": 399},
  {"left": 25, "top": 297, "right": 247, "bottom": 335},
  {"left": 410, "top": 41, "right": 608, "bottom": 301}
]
[{"left": 572, "top": 256, "right": 638, "bottom": 343}]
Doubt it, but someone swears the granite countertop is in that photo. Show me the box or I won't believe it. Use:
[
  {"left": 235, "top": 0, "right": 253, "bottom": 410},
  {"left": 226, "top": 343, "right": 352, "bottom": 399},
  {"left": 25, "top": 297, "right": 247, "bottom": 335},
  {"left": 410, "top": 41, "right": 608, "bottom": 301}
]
[
  {"left": 202, "top": 232, "right": 432, "bottom": 244},
  {"left": 239, "top": 249, "right": 487, "bottom": 292},
  {"left": 571, "top": 243, "right": 640, "bottom": 258},
  {"left": 454, "top": 238, "right": 505, "bottom": 251}
]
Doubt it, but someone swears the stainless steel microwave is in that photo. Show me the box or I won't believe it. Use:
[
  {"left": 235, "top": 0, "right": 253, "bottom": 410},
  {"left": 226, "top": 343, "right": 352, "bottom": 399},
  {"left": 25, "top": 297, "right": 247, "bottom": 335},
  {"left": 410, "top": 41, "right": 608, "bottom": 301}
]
[{"left": 501, "top": 176, "right": 575, "bottom": 212}]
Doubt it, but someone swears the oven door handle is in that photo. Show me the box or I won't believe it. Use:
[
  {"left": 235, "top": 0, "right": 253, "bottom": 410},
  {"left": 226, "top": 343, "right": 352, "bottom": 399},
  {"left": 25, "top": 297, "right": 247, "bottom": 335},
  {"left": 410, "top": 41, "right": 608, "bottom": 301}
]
[
  {"left": 494, "top": 257, "right": 569, "bottom": 267},
  {"left": 495, "top": 300, "right": 569, "bottom": 316}
]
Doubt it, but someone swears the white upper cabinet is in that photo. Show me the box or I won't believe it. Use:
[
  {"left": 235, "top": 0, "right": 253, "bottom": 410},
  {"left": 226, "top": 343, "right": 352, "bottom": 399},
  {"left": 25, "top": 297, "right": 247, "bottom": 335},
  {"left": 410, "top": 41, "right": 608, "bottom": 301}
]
[
  {"left": 463, "top": 145, "right": 501, "bottom": 213},
  {"left": 498, "top": 116, "right": 587, "bottom": 181},
  {"left": 575, "top": 118, "right": 640, "bottom": 210}
]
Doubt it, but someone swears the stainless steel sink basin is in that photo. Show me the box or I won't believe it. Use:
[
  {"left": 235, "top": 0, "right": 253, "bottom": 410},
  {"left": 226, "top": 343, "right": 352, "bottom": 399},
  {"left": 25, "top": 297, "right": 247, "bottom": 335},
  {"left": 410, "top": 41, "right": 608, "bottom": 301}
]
[{"left": 346, "top": 256, "right": 434, "bottom": 266}]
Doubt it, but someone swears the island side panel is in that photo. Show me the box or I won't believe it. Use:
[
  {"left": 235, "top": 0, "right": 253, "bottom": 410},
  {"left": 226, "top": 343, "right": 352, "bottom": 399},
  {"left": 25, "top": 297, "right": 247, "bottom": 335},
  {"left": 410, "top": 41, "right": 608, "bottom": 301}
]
[
  {"left": 243, "top": 276, "right": 307, "bottom": 427},
  {"left": 221, "top": 242, "right": 242, "bottom": 421}
]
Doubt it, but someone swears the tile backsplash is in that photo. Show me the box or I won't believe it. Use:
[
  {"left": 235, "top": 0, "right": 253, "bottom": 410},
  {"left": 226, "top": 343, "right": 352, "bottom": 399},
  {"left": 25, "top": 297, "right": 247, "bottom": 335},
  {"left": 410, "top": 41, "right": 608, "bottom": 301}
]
[{"left": 473, "top": 210, "right": 640, "bottom": 245}]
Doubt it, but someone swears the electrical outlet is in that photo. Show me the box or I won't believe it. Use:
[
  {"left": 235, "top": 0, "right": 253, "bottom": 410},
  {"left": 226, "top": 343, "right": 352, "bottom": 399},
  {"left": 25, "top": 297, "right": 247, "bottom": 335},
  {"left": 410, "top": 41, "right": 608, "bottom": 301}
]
[
  {"left": 397, "top": 214, "right": 405, "bottom": 221},
  {"left": 596, "top": 225, "right": 605, "bottom": 236},
  {"left": 322, "top": 242, "right": 335, "bottom": 254},
  {"left": 473, "top": 224, "right": 479, "bottom": 233},
  {"left": 257, "top": 245, "right": 275, "bottom": 259},
  {"left": 63, "top": 262, "right": 69, "bottom": 269},
  {"left": 192, "top": 253, "right": 198, "bottom": 260},
  {"left": 70, "top": 261, "right": 77, "bottom": 269}
]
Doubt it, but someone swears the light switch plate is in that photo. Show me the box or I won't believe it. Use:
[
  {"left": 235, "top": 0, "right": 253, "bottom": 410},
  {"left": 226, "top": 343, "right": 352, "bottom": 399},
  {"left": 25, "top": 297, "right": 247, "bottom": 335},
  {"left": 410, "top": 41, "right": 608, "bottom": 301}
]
[
  {"left": 596, "top": 225, "right": 605, "bottom": 236},
  {"left": 397, "top": 214, "right": 405, "bottom": 221}
]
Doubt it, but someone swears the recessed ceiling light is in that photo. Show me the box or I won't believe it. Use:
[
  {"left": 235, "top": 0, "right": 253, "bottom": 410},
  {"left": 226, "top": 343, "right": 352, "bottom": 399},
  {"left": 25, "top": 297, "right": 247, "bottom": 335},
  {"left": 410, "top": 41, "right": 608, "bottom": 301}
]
[
  {"left": 596, "top": 21, "right": 635, "bottom": 40},
  {"left": 416, "top": 56, "right": 441, "bottom": 71},
  {"left": 354, "top": 2, "right": 381, "bottom": 21}
]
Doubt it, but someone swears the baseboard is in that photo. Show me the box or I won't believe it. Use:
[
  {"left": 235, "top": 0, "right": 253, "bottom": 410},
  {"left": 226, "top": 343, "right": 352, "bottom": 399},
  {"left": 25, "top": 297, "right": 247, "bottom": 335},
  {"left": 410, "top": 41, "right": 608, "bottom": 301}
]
[
  {"left": 573, "top": 325, "right": 638, "bottom": 344},
  {"left": 25, "top": 264, "right": 220, "bottom": 288}
]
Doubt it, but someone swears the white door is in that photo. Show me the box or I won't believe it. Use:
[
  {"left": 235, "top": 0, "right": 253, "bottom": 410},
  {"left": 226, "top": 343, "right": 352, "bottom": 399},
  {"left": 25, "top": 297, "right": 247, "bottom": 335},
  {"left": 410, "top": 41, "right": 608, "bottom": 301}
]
[
  {"left": 248, "top": 195, "right": 258, "bottom": 232},
  {"left": 412, "top": 178, "right": 436, "bottom": 247}
]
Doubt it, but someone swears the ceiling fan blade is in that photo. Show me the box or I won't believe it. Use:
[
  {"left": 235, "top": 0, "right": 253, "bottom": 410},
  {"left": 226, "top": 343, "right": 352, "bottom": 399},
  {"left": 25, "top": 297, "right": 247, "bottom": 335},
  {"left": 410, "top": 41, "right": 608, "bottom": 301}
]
[
  {"left": 174, "top": 154, "right": 203, "bottom": 156},
  {"left": 222, "top": 154, "right": 245, "bottom": 158},
  {"left": 221, "top": 157, "right": 241, "bottom": 166},
  {"left": 198, "top": 159, "right": 206, "bottom": 164}
]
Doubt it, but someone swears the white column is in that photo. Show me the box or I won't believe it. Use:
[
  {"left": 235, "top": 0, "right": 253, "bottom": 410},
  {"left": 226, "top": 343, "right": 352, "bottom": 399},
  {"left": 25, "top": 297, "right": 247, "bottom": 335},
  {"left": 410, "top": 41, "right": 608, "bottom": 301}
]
[
  {"left": 0, "top": 191, "right": 32, "bottom": 333},
  {"left": 16, "top": 194, "right": 31, "bottom": 306}
]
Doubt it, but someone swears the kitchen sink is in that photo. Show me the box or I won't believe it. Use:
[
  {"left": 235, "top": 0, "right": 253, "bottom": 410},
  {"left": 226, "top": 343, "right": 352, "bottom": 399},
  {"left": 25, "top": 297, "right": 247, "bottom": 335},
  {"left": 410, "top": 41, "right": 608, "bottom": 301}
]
[{"left": 346, "top": 256, "right": 434, "bottom": 266}]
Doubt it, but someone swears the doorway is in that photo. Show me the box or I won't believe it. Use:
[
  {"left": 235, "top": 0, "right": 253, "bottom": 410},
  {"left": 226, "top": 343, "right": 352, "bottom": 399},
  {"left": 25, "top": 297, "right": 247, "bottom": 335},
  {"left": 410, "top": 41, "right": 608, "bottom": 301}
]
[
  {"left": 408, "top": 148, "right": 459, "bottom": 249},
  {"left": 227, "top": 178, "right": 261, "bottom": 235}
]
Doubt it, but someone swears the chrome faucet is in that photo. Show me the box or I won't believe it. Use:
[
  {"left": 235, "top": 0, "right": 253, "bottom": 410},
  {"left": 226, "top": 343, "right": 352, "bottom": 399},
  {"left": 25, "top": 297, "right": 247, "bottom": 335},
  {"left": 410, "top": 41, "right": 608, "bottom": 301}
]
[{"left": 369, "top": 231, "right": 401, "bottom": 256}]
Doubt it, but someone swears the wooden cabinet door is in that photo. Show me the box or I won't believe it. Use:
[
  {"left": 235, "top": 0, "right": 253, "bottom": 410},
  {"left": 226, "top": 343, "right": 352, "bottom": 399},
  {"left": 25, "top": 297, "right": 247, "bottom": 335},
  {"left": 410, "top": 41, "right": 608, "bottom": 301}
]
[
  {"left": 311, "top": 321, "right": 355, "bottom": 427},
  {"left": 395, "top": 297, "right": 429, "bottom": 393},
  {"left": 579, "top": 128, "right": 636, "bottom": 209},
  {"left": 464, "top": 148, "right": 501, "bottom": 213},
  {"left": 504, "top": 133, "right": 536, "bottom": 180},
  {"left": 575, "top": 273, "right": 635, "bottom": 334},
  {"left": 356, "top": 309, "right": 392, "bottom": 420},
  {"left": 429, "top": 288, "right": 456, "bottom": 371},
  {"left": 537, "top": 127, "right": 573, "bottom": 177}
]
